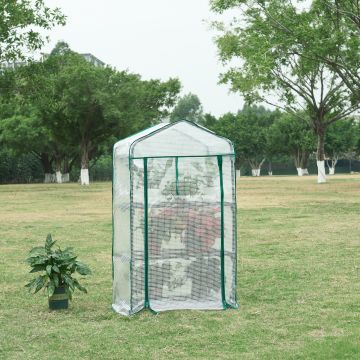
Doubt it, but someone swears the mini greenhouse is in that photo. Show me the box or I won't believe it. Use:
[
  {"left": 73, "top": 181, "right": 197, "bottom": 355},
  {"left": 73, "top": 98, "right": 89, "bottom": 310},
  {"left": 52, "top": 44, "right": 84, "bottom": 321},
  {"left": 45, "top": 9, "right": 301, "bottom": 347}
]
[{"left": 112, "top": 121, "right": 238, "bottom": 315}]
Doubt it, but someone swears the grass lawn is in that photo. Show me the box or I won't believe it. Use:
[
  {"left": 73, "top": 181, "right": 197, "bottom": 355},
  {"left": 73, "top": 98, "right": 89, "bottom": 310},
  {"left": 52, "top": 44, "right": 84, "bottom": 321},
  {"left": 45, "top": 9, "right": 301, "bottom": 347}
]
[{"left": 1, "top": 175, "right": 360, "bottom": 359}]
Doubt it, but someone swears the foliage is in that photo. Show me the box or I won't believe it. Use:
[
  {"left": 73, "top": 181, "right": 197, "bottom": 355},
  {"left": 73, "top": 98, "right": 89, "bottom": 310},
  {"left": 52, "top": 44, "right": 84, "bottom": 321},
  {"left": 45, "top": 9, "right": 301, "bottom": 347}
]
[
  {"left": 356, "top": 120, "right": 360, "bottom": 156},
  {"left": 200, "top": 113, "right": 218, "bottom": 128},
  {"left": 0, "top": 0, "right": 65, "bottom": 62},
  {"left": 325, "top": 118, "right": 358, "bottom": 159},
  {"left": 0, "top": 114, "right": 50, "bottom": 156},
  {"left": 268, "top": 113, "right": 316, "bottom": 168},
  {"left": 0, "top": 42, "right": 180, "bottom": 182},
  {"left": 211, "top": 0, "right": 360, "bottom": 165},
  {"left": 170, "top": 93, "right": 204, "bottom": 123},
  {"left": 299, "top": 0, "right": 360, "bottom": 101},
  {"left": 212, "top": 105, "right": 277, "bottom": 169},
  {"left": 0, "top": 148, "right": 43, "bottom": 184},
  {"left": 25, "top": 234, "right": 91, "bottom": 299}
]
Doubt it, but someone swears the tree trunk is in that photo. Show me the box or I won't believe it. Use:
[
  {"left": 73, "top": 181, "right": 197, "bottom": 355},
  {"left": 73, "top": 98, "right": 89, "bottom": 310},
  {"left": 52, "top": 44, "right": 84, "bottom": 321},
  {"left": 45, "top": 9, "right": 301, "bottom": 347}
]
[
  {"left": 80, "top": 146, "right": 90, "bottom": 185},
  {"left": 62, "top": 157, "right": 70, "bottom": 183},
  {"left": 294, "top": 150, "right": 302, "bottom": 176},
  {"left": 40, "top": 153, "right": 53, "bottom": 183},
  {"left": 249, "top": 158, "right": 265, "bottom": 177},
  {"left": 55, "top": 156, "right": 62, "bottom": 184},
  {"left": 236, "top": 169, "right": 241, "bottom": 178},
  {"left": 326, "top": 158, "right": 338, "bottom": 175},
  {"left": 300, "top": 151, "right": 309, "bottom": 176},
  {"left": 316, "top": 130, "right": 326, "bottom": 183},
  {"left": 295, "top": 150, "right": 309, "bottom": 176},
  {"left": 56, "top": 171, "right": 62, "bottom": 184},
  {"left": 268, "top": 160, "right": 272, "bottom": 176}
]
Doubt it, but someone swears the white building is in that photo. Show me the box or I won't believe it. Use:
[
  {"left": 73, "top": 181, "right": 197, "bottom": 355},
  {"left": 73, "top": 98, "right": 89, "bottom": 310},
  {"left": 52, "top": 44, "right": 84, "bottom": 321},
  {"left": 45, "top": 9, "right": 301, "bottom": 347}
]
[{"left": 1, "top": 52, "right": 105, "bottom": 70}]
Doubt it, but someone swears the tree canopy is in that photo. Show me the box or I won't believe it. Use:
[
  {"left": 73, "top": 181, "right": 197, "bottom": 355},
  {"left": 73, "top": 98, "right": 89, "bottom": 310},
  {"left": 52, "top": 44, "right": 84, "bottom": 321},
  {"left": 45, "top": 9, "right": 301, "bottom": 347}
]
[
  {"left": 0, "top": 42, "right": 181, "bottom": 184},
  {"left": 268, "top": 113, "right": 315, "bottom": 174},
  {"left": 212, "top": 105, "right": 278, "bottom": 173},
  {"left": 211, "top": 0, "right": 360, "bottom": 182},
  {"left": 325, "top": 118, "right": 358, "bottom": 172},
  {"left": 170, "top": 93, "right": 204, "bottom": 123},
  {"left": 0, "top": 0, "right": 65, "bottom": 62}
]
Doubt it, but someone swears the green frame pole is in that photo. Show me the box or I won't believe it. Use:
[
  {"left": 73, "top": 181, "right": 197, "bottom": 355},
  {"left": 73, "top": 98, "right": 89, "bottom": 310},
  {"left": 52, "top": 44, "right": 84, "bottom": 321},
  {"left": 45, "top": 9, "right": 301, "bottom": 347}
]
[
  {"left": 217, "top": 155, "right": 228, "bottom": 309},
  {"left": 175, "top": 156, "right": 179, "bottom": 195},
  {"left": 143, "top": 158, "right": 150, "bottom": 308}
]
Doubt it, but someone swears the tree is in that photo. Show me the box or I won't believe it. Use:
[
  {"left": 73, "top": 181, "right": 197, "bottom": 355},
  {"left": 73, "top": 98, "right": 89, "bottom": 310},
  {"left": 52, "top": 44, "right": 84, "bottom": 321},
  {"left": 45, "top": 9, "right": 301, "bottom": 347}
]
[
  {"left": 306, "top": 1, "right": 360, "bottom": 101},
  {"left": 7, "top": 45, "right": 82, "bottom": 183},
  {"left": 59, "top": 67, "right": 179, "bottom": 185},
  {"left": 23, "top": 43, "right": 180, "bottom": 185},
  {"left": 0, "top": 114, "right": 53, "bottom": 179},
  {"left": 0, "top": 41, "right": 180, "bottom": 185},
  {"left": 0, "top": 0, "right": 65, "bottom": 62},
  {"left": 211, "top": 0, "right": 360, "bottom": 183},
  {"left": 170, "top": 93, "right": 204, "bottom": 123},
  {"left": 325, "top": 119, "right": 357, "bottom": 174},
  {"left": 268, "top": 114, "right": 316, "bottom": 176},
  {"left": 0, "top": 68, "right": 56, "bottom": 182},
  {"left": 212, "top": 112, "right": 245, "bottom": 171},
  {"left": 200, "top": 113, "right": 218, "bottom": 128},
  {"left": 214, "top": 105, "right": 276, "bottom": 176}
]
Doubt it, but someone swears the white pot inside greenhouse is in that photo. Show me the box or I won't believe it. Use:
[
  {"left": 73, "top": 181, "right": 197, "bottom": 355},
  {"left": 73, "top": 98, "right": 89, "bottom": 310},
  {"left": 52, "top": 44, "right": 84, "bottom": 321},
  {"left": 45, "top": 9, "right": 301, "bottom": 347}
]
[{"left": 112, "top": 121, "right": 238, "bottom": 315}]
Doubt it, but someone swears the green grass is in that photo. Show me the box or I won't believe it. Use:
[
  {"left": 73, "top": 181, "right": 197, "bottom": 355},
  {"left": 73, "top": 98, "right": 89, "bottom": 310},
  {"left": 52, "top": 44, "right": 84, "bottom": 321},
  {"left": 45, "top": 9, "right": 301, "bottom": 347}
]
[{"left": 1, "top": 175, "right": 360, "bottom": 359}]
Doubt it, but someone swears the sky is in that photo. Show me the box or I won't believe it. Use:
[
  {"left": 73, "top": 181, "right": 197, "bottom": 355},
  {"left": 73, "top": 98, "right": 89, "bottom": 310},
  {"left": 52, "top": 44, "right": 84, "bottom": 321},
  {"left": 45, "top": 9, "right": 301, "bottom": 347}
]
[{"left": 41, "top": 0, "right": 244, "bottom": 117}]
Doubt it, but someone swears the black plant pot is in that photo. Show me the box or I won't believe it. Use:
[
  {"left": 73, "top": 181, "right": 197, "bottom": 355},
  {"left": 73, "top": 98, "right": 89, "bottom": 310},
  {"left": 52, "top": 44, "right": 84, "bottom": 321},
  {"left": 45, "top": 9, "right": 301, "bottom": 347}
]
[{"left": 48, "top": 286, "right": 69, "bottom": 310}]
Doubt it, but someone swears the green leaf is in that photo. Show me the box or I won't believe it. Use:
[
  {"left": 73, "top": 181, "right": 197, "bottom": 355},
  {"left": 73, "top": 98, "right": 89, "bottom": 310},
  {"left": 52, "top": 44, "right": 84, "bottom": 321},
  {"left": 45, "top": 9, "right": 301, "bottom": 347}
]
[
  {"left": 26, "top": 255, "right": 48, "bottom": 265},
  {"left": 29, "top": 246, "right": 45, "bottom": 256},
  {"left": 46, "top": 233, "right": 52, "bottom": 242},
  {"left": 46, "top": 265, "right": 52, "bottom": 275},
  {"left": 52, "top": 265, "right": 60, "bottom": 273},
  {"left": 29, "top": 265, "right": 46, "bottom": 273},
  {"left": 48, "top": 281, "right": 55, "bottom": 297},
  {"left": 73, "top": 278, "right": 88, "bottom": 293},
  {"left": 25, "top": 278, "right": 38, "bottom": 290},
  {"left": 63, "top": 274, "right": 75, "bottom": 291},
  {"left": 45, "top": 233, "right": 56, "bottom": 253},
  {"left": 53, "top": 275, "right": 59, "bottom": 287},
  {"left": 75, "top": 262, "right": 92, "bottom": 276},
  {"left": 34, "top": 275, "right": 47, "bottom": 294}
]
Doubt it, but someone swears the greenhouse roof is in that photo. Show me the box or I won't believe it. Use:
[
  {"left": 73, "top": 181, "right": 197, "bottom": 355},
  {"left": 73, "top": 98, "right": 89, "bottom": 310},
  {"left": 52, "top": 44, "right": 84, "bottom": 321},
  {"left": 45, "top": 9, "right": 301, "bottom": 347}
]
[{"left": 114, "top": 120, "right": 234, "bottom": 159}]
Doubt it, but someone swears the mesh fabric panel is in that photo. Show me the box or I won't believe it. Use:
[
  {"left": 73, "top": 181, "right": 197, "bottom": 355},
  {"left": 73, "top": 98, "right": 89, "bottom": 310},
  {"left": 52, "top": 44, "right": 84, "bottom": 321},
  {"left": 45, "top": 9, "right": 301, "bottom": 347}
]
[
  {"left": 112, "top": 156, "right": 131, "bottom": 314},
  {"left": 129, "top": 156, "right": 237, "bottom": 312},
  {"left": 149, "top": 157, "right": 222, "bottom": 311},
  {"left": 130, "top": 159, "right": 146, "bottom": 312},
  {"left": 222, "top": 156, "right": 237, "bottom": 307}
]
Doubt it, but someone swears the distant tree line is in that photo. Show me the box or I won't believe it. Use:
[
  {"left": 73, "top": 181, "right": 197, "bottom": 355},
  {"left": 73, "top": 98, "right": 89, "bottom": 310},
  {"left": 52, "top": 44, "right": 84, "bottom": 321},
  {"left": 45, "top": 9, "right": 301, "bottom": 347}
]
[
  {"left": 1, "top": 0, "right": 360, "bottom": 184},
  {"left": 204, "top": 105, "right": 360, "bottom": 177},
  {"left": 170, "top": 96, "right": 360, "bottom": 176},
  {"left": 0, "top": 42, "right": 180, "bottom": 184},
  {"left": 1, "top": 79, "right": 359, "bottom": 183}
]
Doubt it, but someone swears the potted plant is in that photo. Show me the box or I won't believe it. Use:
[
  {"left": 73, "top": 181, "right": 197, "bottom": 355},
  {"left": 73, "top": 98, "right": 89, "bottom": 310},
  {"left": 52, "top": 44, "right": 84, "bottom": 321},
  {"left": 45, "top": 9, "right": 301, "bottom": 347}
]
[{"left": 25, "top": 234, "right": 91, "bottom": 310}]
